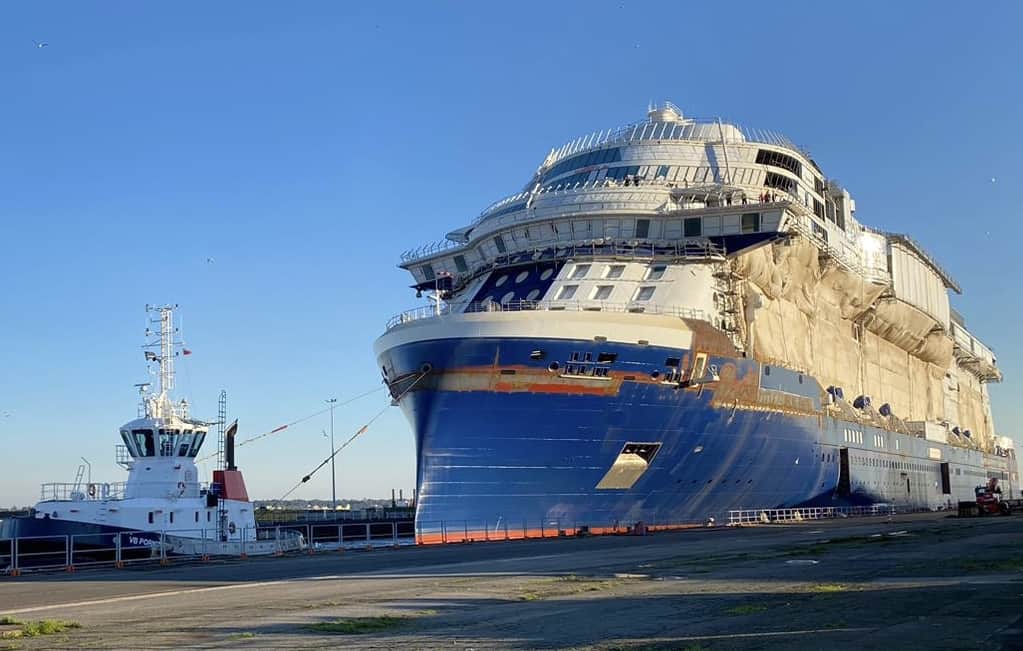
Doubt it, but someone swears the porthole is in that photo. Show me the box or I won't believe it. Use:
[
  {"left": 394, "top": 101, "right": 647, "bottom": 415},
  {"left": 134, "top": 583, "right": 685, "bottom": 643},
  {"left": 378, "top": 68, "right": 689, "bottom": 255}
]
[
  {"left": 540, "top": 268, "right": 554, "bottom": 281},
  {"left": 495, "top": 274, "right": 508, "bottom": 287},
  {"left": 501, "top": 291, "right": 515, "bottom": 304},
  {"left": 651, "top": 370, "right": 661, "bottom": 379},
  {"left": 548, "top": 361, "right": 560, "bottom": 372},
  {"left": 526, "top": 288, "right": 541, "bottom": 300},
  {"left": 515, "top": 271, "right": 529, "bottom": 283}
]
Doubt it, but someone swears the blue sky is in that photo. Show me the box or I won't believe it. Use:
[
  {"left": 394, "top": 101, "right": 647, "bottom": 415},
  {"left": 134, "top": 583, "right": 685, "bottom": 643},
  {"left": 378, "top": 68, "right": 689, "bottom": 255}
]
[{"left": 2, "top": 2, "right": 1021, "bottom": 506}]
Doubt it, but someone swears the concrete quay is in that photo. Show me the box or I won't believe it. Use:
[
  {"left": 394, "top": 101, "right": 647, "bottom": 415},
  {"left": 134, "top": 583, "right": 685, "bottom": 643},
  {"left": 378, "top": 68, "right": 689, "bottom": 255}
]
[{"left": 0, "top": 512, "right": 1021, "bottom": 649}]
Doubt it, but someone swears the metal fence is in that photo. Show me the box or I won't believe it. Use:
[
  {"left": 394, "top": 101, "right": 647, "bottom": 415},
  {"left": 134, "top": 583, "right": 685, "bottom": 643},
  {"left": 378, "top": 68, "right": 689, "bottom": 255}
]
[
  {"left": 0, "top": 521, "right": 415, "bottom": 576},
  {"left": 727, "top": 504, "right": 899, "bottom": 526}
]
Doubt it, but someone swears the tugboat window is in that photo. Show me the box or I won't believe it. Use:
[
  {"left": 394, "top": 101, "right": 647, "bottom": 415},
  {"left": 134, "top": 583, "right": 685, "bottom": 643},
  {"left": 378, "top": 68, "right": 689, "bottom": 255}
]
[{"left": 134, "top": 429, "right": 155, "bottom": 457}]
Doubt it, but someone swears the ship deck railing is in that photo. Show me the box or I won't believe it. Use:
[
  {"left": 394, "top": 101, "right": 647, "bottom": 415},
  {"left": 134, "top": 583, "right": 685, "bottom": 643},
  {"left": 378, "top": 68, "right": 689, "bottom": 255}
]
[
  {"left": 39, "top": 482, "right": 128, "bottom": 502},
  {"left": 727, "top": 504, "right": 901, "bottom": 526},
  {"left": 38, "top": 481, "right": 212, "bottom": 502},
  {"left": 386, "top": 299, "right": 710, "bottom": 332},
  {"left": 415, "top": 238, "right": 728, "bottom": 297}
]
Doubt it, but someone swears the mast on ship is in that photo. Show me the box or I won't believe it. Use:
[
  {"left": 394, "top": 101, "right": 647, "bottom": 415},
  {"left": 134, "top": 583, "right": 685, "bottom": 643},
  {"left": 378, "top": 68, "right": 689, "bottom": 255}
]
[{"left": 141, "top": 304, "right": 188, "bottom": 420}]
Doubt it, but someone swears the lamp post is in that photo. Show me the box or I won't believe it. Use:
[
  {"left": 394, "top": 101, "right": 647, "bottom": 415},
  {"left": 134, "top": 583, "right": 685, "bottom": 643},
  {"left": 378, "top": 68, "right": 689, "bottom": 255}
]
[{"left": 326, "top": 398, "right": 337, "bottom": 512}]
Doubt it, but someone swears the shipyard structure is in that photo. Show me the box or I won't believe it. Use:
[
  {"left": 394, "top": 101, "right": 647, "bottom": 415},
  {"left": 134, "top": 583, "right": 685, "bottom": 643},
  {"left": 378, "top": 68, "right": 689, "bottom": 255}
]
[{"left": 375, "top": 103, "right": 1016, "bottom": 536}]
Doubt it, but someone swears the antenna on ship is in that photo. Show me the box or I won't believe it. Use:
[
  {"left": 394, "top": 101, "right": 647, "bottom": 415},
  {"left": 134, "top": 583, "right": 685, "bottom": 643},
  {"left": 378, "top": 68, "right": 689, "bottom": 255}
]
[{"left": 142, "top": 304, "right": 181, "bottom": 420}]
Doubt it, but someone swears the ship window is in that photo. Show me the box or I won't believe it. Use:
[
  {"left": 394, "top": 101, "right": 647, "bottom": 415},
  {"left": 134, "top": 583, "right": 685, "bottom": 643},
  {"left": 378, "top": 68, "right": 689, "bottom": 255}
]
[
  {"left": 635, "top": 219, "right": 650, "bottom": 238},
  {"left": 684, "top": 217, "right": 702, "bottom": 237},
  {"left": 558, "top": 285, "right": 578, "bottom": 300},
  {"left": 598, "top": 352, "right": 617, "bottom": 363},
  {"left": 645, "top": 265, "right": 666, "bottom": 280},
  {"left": 494, "top": 235, "right": 507, "bottom": 253},
  {"left": 148, "top": 512, "right": 154, "bottom": 524},
  {"left": 207, "top": 511, "right": 212, "bottom": 522},
  {"left": 515, "top": 270, "right": 529, "bottom": 283},
  {"left": 741, "top": 213, "right": 760, "bottom": 233},
  {"left": 133, "top": 429, "right": 155, "bottom": 457},
  {"left": 604, "top": 264, "right": 625, "bottom": 279},
  {"left": 501, "top": 291, "right": 515, "bottom": 304},
  {"left": 813, "top": 198, "right": 825, "bottom": 220},
  {"left": 195, "top": 511, "right": 199, "bottom": 523},
  {"left": 656, "top": 165, "right": 670, "bottom": 179},
  {"left": 764, "top": 171, "right": 796, "bottom": 193},
  {"left": 540, "top": 268, "right": 554, "bottom": 281},
  {"left": 755, "top": 149, "right": 803, "bottom": 176},
  {"left": 665, "top": 357, "right": 680, "bottom": 367},
  {"left": 169, "top": 512, "right": 174, "bottom": 524},
  {"left": 120, "top": 430, "right": 138, "bottom": 456},
  {"left": 764, "top": 366, "right": 771, "bottom": 376},
  {"left": 571, "top": 264, "right": 591, "bottom": 279},
  {"left": 189, "top": 431, "right": 206, "bottom": 457},
  {"left": 634, "top": 286, "right": 656, "bottom": 301},
  {"left": 453, "top": 255, "right": 468, "bottom": 273},
  {"left": 592, "top": 285, "right": 613, "bottom": 300},
  {"left": 420, "top": 264, "right": 435, "bottom": 281},
  {"left": 526, "top": 288, "right": 541, "bottom": 301},
  {"left": 494, "top": 274, "right": 508, "bottom": 287}
]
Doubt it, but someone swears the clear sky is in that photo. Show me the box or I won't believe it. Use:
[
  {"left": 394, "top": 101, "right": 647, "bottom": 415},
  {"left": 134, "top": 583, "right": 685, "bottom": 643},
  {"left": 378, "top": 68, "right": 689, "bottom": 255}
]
[{"left": 2, "top": 1, "right": 1022, "bottom": 507}]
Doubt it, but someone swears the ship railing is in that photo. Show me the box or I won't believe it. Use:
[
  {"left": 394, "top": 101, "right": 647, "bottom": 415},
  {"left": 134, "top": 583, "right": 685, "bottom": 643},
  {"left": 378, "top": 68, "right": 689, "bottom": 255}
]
[
  {"left": 424, "top": 238, "right": 727, "bottom": 291},
  {"left": 39, "top": 482, "right": 128, "bottom": 502},
  {"left": 726, "top": 504, "right": 902, "bottom": 526},
  {"left": 400, "top": 238, "right": 461, "bottom": 263},
  {"left": 543, "top": 114, "right": 808, "bottom": 173},
  {"left": 386, "top": 299, "right": 710, "bottom": 331}
]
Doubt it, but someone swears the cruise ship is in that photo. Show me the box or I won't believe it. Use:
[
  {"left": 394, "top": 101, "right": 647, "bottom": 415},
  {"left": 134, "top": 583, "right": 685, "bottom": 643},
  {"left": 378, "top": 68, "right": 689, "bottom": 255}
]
[{"left": 375, "top": 102, "right": 1018, "bottom": 538}]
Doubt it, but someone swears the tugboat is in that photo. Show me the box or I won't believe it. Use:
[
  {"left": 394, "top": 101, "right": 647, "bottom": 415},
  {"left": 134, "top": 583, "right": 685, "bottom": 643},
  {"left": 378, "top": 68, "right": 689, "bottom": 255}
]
[{"left": 0, "top": 305, "right": 303, "bottom": 557}]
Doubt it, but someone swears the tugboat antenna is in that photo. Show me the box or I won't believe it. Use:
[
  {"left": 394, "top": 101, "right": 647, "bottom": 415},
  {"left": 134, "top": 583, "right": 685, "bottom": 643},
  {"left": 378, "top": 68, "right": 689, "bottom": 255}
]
[{"left": 143, "top": 304, "right": 180, "bottom": 418}]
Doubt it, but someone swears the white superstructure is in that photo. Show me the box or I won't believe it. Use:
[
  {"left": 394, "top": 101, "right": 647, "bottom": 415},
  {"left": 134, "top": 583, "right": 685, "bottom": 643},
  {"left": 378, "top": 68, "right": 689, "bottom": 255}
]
[{"left": 389, "top": 102, "right": 1010, "bottom": 457}]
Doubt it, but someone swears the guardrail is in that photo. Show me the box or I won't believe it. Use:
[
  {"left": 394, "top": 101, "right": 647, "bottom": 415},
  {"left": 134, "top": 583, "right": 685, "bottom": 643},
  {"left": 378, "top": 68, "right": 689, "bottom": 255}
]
[
  {"left": 727, "top": 504, "right": 899, "bottom": 526},
  {"left": 386, "top": 298, "right": 710, "bottom": 331},
  {"left": 0, "top": 522, "right": 416, "bottom": 576},
  {"left": 39, "top": 482, "right": 128, "bottom": 502}
]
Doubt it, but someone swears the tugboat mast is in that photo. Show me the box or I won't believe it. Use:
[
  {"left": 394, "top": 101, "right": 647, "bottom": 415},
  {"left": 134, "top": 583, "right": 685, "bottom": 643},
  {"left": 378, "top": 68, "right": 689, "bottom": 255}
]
[{"left": 143, "top": 304, "right": 181, "bottom": 420}]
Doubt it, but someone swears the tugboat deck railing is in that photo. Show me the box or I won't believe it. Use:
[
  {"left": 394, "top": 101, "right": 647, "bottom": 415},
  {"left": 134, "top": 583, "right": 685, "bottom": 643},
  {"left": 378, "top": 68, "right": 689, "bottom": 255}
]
[{"left": 39, "top": 481, "right": 213, "bottom": 502}]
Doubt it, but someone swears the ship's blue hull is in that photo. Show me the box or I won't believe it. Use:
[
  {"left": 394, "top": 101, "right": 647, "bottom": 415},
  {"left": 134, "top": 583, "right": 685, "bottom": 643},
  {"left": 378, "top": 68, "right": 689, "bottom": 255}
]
[{"left": 377, "top": 335, "right": 1009, "bottom": 538}]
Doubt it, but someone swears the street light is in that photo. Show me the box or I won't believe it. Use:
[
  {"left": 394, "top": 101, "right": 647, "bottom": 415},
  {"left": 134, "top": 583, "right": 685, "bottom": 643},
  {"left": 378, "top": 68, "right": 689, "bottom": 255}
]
[{"left": 326, "top": 398, "right": 337, "bottom": 512}]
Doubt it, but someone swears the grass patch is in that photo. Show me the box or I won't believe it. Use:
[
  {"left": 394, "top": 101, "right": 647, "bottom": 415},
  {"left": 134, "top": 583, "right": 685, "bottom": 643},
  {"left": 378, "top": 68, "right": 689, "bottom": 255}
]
[
  {"left": 517, "top": 576, "right": 624, "bottom": 601},
  {"left": 808, "top": 583, "right": 848, "bottom": 593},
  {"left": 723, "top": 603, "right": 769, "bottom": 615},
  {"left": 956, "top": 557, "right": 1023, "bottom": 573},
  {"left": 0, "top": 618, "right": 19, "bottom": 626},
  {"left": 2, "top": 620, "right": 82, "bottom": 639},
  {"left": 306, "top": 616, "right": 407, "bottom": 635},
  {"left": 228, "top": 632, "right": 257, "bottom": 640}
]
